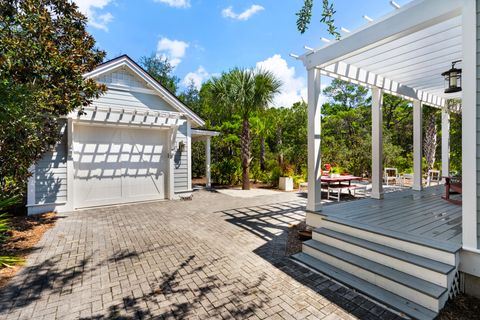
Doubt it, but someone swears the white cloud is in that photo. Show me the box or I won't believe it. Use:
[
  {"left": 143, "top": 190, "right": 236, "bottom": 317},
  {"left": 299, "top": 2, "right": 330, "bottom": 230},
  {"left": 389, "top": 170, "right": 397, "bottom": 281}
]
[
  {"left": 153, "top": 0, "right": 190, "bottom": 8},
  {"left": 156, "top": 37, "right": 189, "bottom": 67},
  {"left": 255, "top": 54, "right": 307, "bottom": 108},
  {"left": 183, "top": 66, "right": 209, "bottom": 90},
  {"left": 222, "top": 4, "right": 264, "bottom": 21},
  {"left": 74, "top": 0, "right": 114, "bottom": 31}
]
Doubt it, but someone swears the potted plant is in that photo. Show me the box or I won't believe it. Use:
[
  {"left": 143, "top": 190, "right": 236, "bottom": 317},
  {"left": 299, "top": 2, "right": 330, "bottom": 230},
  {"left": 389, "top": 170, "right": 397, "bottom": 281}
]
[{"left": 279, "top": 164, "right": 294, "bottom": 191}]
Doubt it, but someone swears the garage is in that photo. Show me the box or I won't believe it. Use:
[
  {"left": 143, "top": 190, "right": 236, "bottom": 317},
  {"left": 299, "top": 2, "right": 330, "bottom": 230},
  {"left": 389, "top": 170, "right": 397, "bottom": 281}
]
[{"left": 73, "top": 125, "right": 169, "bottom": 209}]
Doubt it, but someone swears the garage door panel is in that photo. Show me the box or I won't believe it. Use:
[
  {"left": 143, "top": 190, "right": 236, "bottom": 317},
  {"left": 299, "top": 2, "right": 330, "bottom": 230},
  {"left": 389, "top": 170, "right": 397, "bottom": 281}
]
[{"left": 73, "top": 125, "right": 167, "bottom": 209}]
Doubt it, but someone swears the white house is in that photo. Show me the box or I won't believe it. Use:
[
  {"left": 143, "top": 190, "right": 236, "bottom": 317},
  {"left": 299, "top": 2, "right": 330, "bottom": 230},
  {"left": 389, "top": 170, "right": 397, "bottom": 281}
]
[
  {"left": 293, "top": 0, "right": 480, "bottom": 319},
  {"left": 27, "top": 55, "right": 217, "bottom": 215}
]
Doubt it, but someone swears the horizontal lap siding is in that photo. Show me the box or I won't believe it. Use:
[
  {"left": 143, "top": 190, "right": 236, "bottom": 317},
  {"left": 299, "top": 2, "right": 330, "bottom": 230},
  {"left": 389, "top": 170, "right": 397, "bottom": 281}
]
[
  {"left": 35, "top": 122, "right": 67, "bottom": 204},
  {"left": 174, "top": 123, "right": 189, "bottom": 192},
  {"left": 94, "top": 89, "right": 176, "bottom": 112},
  {"left": 477, "top": 1, "right": 480, "bottom": 248}
]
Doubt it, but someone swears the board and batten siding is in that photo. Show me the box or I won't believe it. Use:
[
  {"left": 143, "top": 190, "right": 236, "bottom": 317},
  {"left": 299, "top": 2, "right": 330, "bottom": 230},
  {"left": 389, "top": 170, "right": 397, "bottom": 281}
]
[
  {"left": 174, "top": 122, "right": 189, "bottom": 192},
  {"left": 35, "top": 121, "right": 67, "bottom": 204}
]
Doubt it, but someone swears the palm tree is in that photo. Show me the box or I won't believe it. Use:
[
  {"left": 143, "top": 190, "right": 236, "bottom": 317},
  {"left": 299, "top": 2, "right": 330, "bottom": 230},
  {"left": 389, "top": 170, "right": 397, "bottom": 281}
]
[{"left": 211, "top": 68, "right": 282, "bottom": 190}]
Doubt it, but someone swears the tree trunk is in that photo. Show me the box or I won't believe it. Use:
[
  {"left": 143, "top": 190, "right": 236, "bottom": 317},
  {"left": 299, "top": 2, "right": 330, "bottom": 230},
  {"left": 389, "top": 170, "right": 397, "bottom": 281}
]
[
  {"left": 260, "top": 137, "right": 266, "bottom": 171},
  {"left": 276, "top": 127, "right": 284, "bottom": 168},
  {"left": 423, "top": 113, "right": 438, "bottom": 172},
  {"left": 241, "top": 117, "right": 251, "bottom": 190}
]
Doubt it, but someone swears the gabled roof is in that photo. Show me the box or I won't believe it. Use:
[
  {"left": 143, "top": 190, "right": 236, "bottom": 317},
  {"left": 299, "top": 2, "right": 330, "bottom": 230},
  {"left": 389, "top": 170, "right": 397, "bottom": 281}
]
[{"left": 84, "top": 55, "right": 205, "bottom": 127}]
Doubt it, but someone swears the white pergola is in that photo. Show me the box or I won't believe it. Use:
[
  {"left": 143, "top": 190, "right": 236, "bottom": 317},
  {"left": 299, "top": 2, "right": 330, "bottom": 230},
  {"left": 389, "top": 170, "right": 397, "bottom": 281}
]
[
  {"left": 191, "top": 129, "right": 220, "bottom": 188},
  {"left": 297, "top": 0, "right": 477, "bottom": 250}
]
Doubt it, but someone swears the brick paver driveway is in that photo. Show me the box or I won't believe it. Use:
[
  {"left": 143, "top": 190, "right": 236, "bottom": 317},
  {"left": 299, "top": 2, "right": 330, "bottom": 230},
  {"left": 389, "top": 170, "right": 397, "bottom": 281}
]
[{"left": 0, "top": 190, "right": 400, "bottom": 320}]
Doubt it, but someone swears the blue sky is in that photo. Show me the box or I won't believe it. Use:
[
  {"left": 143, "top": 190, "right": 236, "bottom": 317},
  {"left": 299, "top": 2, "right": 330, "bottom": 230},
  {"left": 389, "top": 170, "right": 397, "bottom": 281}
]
[{"left": 76, "top": 0, "right": 411, "bottom": 107}]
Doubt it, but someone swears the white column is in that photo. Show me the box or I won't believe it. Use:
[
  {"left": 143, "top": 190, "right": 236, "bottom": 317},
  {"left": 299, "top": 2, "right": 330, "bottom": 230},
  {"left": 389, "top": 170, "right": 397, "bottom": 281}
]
[
  {"left": 65, "top": 118, "right": 75, "bottom": 211},
  {"left": 205, "top": 137, "right": 211, "bottom": 188},
  {"left": 413, "top": 100, "right": 423, "bottom": 191},
  {"left": 462, "top": 0, "right": 478, "bottom": 250},
  {"left": 307, "top": 68, "right": 322, "bottom": 212},
  {"left": 27, "top": 165, "right": 36, "bottom": 209},
  {"left": 371, "top": 87, "right": 384, "bottom": 199},
  {"left": 441, "top": 108, "right": 450, "bottom": 180}
]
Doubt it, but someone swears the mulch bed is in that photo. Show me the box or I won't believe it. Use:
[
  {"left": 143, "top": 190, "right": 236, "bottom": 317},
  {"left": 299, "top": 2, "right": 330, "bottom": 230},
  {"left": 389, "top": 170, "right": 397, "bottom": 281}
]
[
  {"left": 286, "top": 220, "right": 480, "bottom": 319},
  {"left": 285, "top": 221, "right": 309, "bottom": 256},
  {"left": 0, "top": 212, "right": 57, "bottom": 287},
  {"left": 438, "top": 294, "right": 480, "bottom": 319}
]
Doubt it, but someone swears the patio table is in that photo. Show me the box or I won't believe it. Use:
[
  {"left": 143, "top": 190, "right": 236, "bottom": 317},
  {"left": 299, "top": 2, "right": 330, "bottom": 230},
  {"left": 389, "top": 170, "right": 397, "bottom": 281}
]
[{"left": 321, "top": 175, "right": 362, "bottom": 188}]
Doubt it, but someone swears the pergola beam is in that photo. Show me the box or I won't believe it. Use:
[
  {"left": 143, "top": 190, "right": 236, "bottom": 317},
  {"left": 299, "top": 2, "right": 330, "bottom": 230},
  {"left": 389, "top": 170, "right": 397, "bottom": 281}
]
[
  {"left": 301, "top": 0, "right": 463, "bottom": 70},
  {"left": 319, "top": 62, "right": 445, "bottom": 108}
]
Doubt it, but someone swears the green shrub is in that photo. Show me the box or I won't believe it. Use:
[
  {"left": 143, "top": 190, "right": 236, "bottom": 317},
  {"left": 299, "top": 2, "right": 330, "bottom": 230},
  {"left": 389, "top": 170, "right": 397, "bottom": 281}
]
[
  {"left": 269, "top": 166, "right": 282, "bottom": 187},
  {"left": 211, "top": 158, "right": 242, "bottom": 185},
  {"left": 0, "top": 196, "right": 24, "bottom": 268}
]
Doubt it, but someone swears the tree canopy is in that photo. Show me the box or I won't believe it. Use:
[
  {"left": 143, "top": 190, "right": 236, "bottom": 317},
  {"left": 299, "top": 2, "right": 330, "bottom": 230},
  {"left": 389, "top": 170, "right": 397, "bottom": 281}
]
[{"left": 0, "top": 0, "right": 105, "bottom": 200}]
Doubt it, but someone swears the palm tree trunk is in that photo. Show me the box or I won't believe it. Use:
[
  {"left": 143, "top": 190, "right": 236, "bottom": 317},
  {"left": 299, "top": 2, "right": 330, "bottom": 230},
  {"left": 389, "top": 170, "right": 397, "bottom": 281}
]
[
  {"left": 276, "top": 127, "right": 284, "bottom": 168},
  {"left": 260, "top": 137, "right": 266, "bottom": 171},
  {"left": 241, "top": 117, "right": 251, "bottom": 190}
]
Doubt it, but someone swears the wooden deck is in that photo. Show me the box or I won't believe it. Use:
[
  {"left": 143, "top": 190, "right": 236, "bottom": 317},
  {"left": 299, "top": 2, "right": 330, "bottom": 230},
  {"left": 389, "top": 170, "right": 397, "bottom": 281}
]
[{"left": 319, "top": 186, "right": 462, "bottom": 248}]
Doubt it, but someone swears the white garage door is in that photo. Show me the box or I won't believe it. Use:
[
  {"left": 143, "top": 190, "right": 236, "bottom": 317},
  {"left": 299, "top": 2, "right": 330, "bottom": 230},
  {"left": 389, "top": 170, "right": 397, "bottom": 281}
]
[{"left": 73, "top": 125, "right": 168, "bottom": 208}]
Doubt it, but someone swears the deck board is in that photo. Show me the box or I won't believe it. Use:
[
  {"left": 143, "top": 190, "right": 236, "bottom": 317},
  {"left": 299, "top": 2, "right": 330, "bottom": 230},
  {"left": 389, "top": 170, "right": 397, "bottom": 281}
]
[{"left": 320, "top": 186, "right": 462, "bottom": 246}]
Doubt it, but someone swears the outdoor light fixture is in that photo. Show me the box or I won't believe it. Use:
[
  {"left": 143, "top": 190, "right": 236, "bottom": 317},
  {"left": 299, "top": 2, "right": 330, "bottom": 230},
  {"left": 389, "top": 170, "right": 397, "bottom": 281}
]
[
  {"left": 178, "top": 141, "right": 185, "bottom": 152},
  {"left": 441, "top": 60, "right": 462, "bottom": 94}
]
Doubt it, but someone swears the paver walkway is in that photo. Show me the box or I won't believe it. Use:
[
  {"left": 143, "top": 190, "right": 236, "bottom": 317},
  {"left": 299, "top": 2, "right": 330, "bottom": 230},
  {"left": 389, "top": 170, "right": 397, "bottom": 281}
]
[{"left": 0, "top": 190, "right": 401, "bottom": 320}]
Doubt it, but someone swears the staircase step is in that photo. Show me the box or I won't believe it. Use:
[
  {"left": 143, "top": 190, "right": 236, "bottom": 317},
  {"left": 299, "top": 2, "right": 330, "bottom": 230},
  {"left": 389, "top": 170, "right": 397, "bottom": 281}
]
[
  {"left": 314, "top": 228, "right": 454, "bottom": 274},
  {"left": 304, "top": 240, "right": 446, "bottom": 299},
  {"left": 321, "top": 216, "right": 458, "bottom": 265},
  {"left": 292, "top": 252, "right": 438, "bottom": 320},
  {"left": 325, "top": 216, "right": 461, "bottom": 253}
]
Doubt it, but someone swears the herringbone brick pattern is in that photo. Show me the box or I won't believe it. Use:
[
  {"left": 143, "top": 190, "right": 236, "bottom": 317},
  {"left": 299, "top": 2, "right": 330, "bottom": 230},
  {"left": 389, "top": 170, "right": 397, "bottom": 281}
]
[{"left": 0, "top": 190, "right": 402, "bottom": 320}]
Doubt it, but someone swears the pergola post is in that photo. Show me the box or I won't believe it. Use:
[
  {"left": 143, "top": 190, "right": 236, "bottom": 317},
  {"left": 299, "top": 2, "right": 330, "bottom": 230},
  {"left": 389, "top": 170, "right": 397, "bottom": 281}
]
[
  {"left": 441, "top": 108, "right": 450, "bottom": 180},
  {"left": 205, "top": 137, "right": 211, "bottom": 189},
  {"left": 413, "top": 100, "right": 423, "bottom": 191},
  {"left": 371, "top": 87, "right": 384, "bottom": 200},
  {"left": 462, "top": 0, "right": 477, "bottom": 250},
  {"left": 307, "top": 68, "right": 322, "bottom": 212}
]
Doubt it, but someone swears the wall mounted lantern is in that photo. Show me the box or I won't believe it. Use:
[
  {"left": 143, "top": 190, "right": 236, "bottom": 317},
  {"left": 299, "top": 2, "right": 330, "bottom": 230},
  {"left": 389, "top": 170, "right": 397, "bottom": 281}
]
[
  {"left": 441, "top": 60, "right": 462, "bottom": 94},
  {"left": 178, "top": 141, "right": 185, "bottom": 152}
]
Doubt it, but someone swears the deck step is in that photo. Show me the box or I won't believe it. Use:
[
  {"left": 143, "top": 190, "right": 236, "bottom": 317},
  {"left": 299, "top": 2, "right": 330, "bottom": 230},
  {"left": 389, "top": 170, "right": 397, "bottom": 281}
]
[
  {"left": 291, "top": 252, "right": 438, "bottom": 320},
  {"left": 303, "top": 240, "right": 446, "bottom": 299},
  {"left": 314, "top": 228, "right": 454, "bottom": 274},
  {"left": 321, "top": 216, "right": 459, "bottom": 265},
  {"left": 325, "top": 216, "right": 461, "bottom": 253}
]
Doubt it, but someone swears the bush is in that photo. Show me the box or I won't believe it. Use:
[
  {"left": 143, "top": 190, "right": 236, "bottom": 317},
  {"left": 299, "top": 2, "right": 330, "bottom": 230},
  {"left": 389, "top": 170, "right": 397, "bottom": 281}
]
[
  {"left": 211, "top": 158, "right": 242, "bottom": 185},
  {"left": 269, "top": 166, "right": 282, "bottom": 187},
  {"left": 250, "top": 165, "right": 268, "bottom": 184}
]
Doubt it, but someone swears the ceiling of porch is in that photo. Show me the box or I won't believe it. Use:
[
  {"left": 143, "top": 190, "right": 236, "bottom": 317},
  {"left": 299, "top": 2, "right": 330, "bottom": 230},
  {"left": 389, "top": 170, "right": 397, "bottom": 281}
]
[
  {"left": 339, "top": 15, "right": 462, "bottom": 100},
  {"left": 299, "top": 0, "right": 465, "bottom": 108}
]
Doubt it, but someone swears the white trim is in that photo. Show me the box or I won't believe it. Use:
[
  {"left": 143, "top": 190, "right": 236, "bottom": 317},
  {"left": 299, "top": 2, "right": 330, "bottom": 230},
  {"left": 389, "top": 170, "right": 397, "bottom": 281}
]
[
  {"left": 371, "top": 87, "right": 384, "bottom": 199},
  {"left": 106, "top": 84, "right": 157, "bottom": 95},
  {"left": 27, "top": 201, "right": 67, "bottom": 208},
  {"left": 206, "top": 137, "right": 211, "bottom": 188},
  {"left": 84, "top": 56, "right": 205, "bottom": 127},
  {"left": 413, "top": 100, "right": 423, "bottom": 191},
  {"left": 441, "top": 108, "right": 450, "bottom": 179},
  {"left": 318, "top": 62, "right": 444, "bottom": 108},
  {"left": 27, "top": 165, "right": 36, "bottom": 207},
  {"left": 168, "top": 126, "right": 176, "bottom": 200},
  {"left": 65, "top": 118, "right": 74, "bottom": 212},
  {"left": 301, "top": 0, "right": 463, "bottom": 69},
  {"left": 461, "top": 0, "right": 477, "bottom": 249},
  {"left": 460, "top": 249, "right": 480, "bottom": 278},
  {"left": 187, "top": 121, "right": 192, "bottom": 191},
  {"left": 307, "top": 69, "right": 322, "bottom": 212}
]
